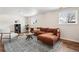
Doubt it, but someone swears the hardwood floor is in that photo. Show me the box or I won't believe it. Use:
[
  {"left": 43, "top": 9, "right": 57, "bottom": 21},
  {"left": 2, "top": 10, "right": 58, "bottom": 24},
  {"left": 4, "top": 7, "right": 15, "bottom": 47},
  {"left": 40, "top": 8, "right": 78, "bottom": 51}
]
[
  {"left": 61, "top": 39, "right": 79, "bottom": 51},
  {"left": 0, "top": 40, "right": 5, "bottom": 52}
]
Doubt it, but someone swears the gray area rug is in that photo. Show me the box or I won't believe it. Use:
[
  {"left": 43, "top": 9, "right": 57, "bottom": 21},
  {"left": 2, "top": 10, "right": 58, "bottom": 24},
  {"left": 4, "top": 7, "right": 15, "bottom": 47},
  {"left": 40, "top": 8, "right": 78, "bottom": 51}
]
[{"left": 3, "top": 35, "right": 54, "bottom": 52}]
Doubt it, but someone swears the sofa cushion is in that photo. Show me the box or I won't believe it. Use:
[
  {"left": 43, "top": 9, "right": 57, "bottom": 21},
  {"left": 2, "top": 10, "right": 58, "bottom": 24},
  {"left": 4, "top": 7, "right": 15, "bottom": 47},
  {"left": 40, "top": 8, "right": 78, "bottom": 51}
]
[
  {"left": 40, "top": 28, "right": 48, "bottom": 32},
  {"left": 33, "top": 30, "right": 46, "bottom": 36},
  {"left": 43, "top": 33, "right": 53, "bottom": 35},
  {"left": 47, "top": 28, "right": 57, "bottom": 35},
  {"left": 38, "top": 33, "right": 57, "bottom": 39},
  {"left": 38, "top": 34, "right": 58, "bottom": 45}
]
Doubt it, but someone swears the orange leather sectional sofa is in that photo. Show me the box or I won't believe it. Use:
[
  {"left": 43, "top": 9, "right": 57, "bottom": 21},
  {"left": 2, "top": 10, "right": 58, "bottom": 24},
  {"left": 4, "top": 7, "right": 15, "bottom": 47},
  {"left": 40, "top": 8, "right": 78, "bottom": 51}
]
[{"left": 33, "top": 27, "right": 60, "bottom": 45}]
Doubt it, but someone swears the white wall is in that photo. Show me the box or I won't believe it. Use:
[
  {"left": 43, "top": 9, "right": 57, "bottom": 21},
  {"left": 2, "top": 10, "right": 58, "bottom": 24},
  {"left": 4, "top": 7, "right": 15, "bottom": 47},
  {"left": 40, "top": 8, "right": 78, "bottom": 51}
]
[
  {"left": 0, "top": 15, "right": 26, "bottom": 32},
  {"left": 30, "top": 7, "right": 79, "bottom": 42}
]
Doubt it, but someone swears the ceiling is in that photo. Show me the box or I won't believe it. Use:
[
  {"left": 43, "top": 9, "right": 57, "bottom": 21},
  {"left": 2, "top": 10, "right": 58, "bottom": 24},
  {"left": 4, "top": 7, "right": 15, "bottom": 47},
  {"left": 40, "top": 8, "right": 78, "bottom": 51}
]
[{"left": 0, "top": 7, "right": 60, "bottom": 16}]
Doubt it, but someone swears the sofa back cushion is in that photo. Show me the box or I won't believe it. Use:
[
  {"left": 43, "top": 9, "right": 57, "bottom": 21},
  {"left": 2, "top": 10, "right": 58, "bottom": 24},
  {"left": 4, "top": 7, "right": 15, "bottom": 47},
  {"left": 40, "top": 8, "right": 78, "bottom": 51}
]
[
  {"left": 38, "top": 27, "right": 58, "bottom": 35},
  {"left": 47, "top": 28, "right": 57, "bottom": 35},
  {"left": 40, "top": 28, "right": 48, "bottom": 32}
]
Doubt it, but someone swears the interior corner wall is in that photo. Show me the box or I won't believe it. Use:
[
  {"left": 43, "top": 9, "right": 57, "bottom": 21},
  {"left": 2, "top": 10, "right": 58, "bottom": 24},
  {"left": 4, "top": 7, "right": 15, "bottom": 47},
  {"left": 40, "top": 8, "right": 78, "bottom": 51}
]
[
  {"left": 34, "top": 7, "right": 79, "bottom": 41},
  {"left": 0, "top": 15, "right": 26, "bottom": 32}
]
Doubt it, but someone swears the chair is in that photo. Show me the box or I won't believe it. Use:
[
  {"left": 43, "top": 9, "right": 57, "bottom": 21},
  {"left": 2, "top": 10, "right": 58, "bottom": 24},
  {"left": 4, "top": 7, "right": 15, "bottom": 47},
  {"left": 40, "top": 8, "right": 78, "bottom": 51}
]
[{"left": 0, "top": 26, "right": 18, "bottom": 42}]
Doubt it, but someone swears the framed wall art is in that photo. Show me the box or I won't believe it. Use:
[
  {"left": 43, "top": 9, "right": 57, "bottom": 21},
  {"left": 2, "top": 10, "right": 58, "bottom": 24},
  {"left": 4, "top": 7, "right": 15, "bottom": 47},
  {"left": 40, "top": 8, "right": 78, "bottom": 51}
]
[{"left": 59, "top": 10, "right": 78, "bottom": 24}]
